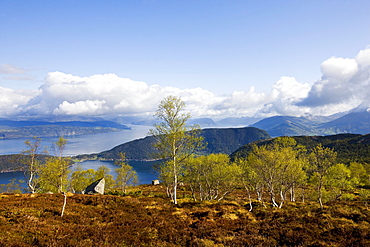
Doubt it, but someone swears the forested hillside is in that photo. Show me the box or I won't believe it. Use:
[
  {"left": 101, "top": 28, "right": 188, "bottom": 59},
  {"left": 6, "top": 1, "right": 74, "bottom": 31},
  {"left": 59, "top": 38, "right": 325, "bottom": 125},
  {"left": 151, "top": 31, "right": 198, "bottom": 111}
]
[
  {"left": 0, "top": 155, "right": 51, "bottom": 173},
  {"left": 231, "top": 133, "right": 370, "bottom": 165},
  {"left": 0, "top": 155, "right": 25, "bottom": 172},
  {"left": 75, "top": 127, "right": 271, "bottom": 161}
]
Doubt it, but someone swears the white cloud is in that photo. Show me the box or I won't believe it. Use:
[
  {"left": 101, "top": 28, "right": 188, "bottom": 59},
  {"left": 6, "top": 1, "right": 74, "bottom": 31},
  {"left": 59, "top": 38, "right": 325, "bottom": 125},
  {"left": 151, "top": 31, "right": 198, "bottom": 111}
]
[
  {"left": 54, "top": 100, "right": 108, "bottom": 115},
  {"left": 0, "top": 87, "right": 37, "bottom": 117},
  {"left": 297, "top": 47, "right": 370, "bottom": 114},
  {"left": 10, "top": 71, "right": 271, "bottom": 118},
  {"left": 34, "top": 72, "right": 167, "bottom": 116},
  {"left": 255, "top": 77, "right": 311, "bottom": 117},
  {"left": 1, "top": 46, "right": 370, "bottom": 119},
  {"left": 271, "top": 76, "right": 310, "bottom": 100},
  {"left": 215, "top": 87, "right": 267, "bottom": 116},
  {"left": 355, "top": 47, "right": 370, "bottom": 67},
  {"left": 321, "top": 57, "right": 358, "bottom": 81}
]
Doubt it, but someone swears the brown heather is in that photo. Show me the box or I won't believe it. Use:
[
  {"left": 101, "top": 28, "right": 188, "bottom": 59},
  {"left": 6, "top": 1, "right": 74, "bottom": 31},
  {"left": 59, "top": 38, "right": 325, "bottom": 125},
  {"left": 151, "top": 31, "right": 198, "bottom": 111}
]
[{"left": 0, "top": 185, "right": 369, "bottom": 247}]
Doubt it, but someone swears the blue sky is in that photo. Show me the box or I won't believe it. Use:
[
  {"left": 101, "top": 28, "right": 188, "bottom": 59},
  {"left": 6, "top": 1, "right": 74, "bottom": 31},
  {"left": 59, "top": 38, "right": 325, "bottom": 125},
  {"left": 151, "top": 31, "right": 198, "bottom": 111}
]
[{"left": 1, "top": 0, "right": 370, "bottom": 118}]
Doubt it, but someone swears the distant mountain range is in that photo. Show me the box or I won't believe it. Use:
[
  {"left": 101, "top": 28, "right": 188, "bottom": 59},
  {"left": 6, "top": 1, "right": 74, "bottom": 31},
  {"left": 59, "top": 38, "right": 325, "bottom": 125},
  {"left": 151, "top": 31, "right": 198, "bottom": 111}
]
[
  {"left": 108, "top": 104, "right": 370, "bottom": 137},
  {"left": 1, "top": 103, "right": 370, "bottom": 139},
  {"left": 75, "top": 127, "right": 270, "bottom": 161},
  {"left": 251, "top": 107, "right": 370, "bottom": 137},
  {"left": 0, "top": 119, "right": 129, "bottom": 129},
  {"left": 0, "top": 120, "right": 129, "bottom": 139}
]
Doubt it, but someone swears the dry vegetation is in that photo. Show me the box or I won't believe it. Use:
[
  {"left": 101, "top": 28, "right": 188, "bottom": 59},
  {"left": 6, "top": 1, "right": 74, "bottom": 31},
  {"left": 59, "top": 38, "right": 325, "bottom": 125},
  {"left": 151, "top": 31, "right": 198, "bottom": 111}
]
[{"left": 0, "top": 185, "right": 369, "bottom": 247}]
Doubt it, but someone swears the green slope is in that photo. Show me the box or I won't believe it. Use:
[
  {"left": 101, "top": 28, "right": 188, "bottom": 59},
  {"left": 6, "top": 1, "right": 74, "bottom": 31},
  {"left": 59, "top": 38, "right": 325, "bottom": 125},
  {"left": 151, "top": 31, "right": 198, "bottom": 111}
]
[
  {"left": 76, "top": 127, "right": 270, "bottom": 161},
  {"left": 231, "top": 133, "right": 370, "bottom": 165}
]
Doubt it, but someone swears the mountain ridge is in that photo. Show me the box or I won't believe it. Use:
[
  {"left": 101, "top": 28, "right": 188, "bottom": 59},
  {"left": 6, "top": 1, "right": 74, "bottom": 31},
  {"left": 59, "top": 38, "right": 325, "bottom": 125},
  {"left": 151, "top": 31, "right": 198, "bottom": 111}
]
[
  {"left": 249, "top": 107, "right": 370, "bottom": 137},
  {"left": 75, "top": 127, "right": 271, "bottom": 161}
]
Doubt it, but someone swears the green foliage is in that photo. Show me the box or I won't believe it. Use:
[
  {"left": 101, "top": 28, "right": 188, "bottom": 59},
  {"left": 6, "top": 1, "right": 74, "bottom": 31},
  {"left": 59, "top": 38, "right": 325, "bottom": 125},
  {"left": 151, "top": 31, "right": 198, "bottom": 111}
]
[
  {"left": 326, "top": 163, "right": 352, "bottom": 200},
  {"left": 150, "top": 95, "right": 205, "bottom": 204},
  {"left": 232, "top": 133, "right": 370, "bottom": 165},
  {"left": 244, "top": 137, "right": 307, "bottom": 207},
  {"left": 37, "top": 156, "right": 71, "bottom": 193},
  {"left": 358, "top": 189, "right": 370, "bottom": 207},
  {"left": 37, "top": 136, "right": 71, "bottom": 193},
  {"left": 349, "top": 162, "right": 369, "bottom": 187},
  {"left": 22, "top": 137, "right": 47, "bottom": 193},
  {"left": 184, "top": 154, "right": 242, "bottom": 201},
  {"left": 115, "top": 153, "right": 138, "bottom": 193},
  {"left": 70, "top": 165, "right": 116, "bottom": 193},
  {"left": 0, "top": 154, "right": 26, "bottom": 172},
  {"left": 232, "top": 134, "right": 370, "bottom": 208},
  {"left": 69, "top": 166, "right": 96, "bottom": 193},
  {"left": 308, "top": 145, "right": 337, "bottom": 208}
]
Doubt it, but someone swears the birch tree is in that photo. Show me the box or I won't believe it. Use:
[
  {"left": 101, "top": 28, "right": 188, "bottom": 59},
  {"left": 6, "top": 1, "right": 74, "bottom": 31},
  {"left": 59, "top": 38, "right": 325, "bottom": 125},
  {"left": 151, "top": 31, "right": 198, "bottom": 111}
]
[
  {"left": 308, "top": 144, "right": 337, "bottom": 209},
  {"left": 38, "top": 136, "right": 71, "bottom": 193},
  {"left": 326, "top": 163, "right": 351, "bottom": 200},
  {"left": 236, "top": 158, "right": 263, "bottom": 210},
  {"left": 22, "top": 137, "right": 46, "bottom": 193},
  {"left": 246, "top": 137, "right": 306, "bottom": 208},
  {"left": 115, "top": 153, "right": 138, "bottom": 193},
  {"left": 150, "top": 95, "right": 205, "bottom": 204},
  {"left": 348, "top": 162, "right": 369, "bottom": 187},
  {"left": 184, "top": 154, "right": 242, "bottom": 201}
]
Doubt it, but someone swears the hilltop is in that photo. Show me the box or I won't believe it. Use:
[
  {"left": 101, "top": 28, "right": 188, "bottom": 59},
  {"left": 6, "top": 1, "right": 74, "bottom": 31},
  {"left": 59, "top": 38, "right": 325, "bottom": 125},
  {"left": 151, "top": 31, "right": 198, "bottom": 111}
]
[{"left": 75, "top": 127, "right": 271, "bottom": 161}]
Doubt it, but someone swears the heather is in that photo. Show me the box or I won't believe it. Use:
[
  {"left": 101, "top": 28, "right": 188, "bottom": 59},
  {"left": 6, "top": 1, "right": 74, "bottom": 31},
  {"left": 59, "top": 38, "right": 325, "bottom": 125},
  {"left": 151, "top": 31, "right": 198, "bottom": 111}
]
[{"left": 0, "top": 186, "right": 369, "bottom": 247}]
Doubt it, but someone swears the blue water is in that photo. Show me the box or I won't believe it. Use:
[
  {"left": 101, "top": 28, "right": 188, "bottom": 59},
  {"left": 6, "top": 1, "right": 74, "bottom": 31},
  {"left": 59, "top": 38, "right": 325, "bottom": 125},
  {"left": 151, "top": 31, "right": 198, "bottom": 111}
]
[
  {"left": 0, "top": 171, "right": 24, "bottom": 185},
  {"left": 0, "top": 125, "right": 159, "bottom": 187},
  {"left": 0, "top": 125, "right": 151, "bottom": 156},
  {"left": 0, "top": 160, "right": 159, "bottom": 189},
  {"left": 73, "top": 160, "right": 159, "bottom": 184}
]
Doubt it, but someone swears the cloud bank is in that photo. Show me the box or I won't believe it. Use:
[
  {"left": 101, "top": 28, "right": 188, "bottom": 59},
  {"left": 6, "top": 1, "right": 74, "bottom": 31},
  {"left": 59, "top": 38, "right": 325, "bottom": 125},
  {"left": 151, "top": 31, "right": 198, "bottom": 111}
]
[
  {"left": 298, "top": 48, "right": 370, "bottom": 111},
  {"left": 1, "top": 47, "right": 370, "bottom": 119}
]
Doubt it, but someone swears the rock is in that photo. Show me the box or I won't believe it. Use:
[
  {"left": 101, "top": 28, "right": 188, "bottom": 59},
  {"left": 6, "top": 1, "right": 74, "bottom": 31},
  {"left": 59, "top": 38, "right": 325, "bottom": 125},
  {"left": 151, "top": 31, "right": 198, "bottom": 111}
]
[
  {"left": 83, "top": 178, "right": 105, "bottom": 195},
  {"left": 152, "top": 180, "right": 160, "bottom": 185}
]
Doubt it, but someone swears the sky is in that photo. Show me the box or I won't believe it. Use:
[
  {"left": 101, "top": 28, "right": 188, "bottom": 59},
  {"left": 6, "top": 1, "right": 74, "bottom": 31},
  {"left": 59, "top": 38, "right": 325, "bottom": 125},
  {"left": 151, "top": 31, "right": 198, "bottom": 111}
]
[{"left": 1, "top": 0, "right": 370, "bottom": 119}]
